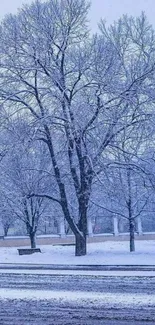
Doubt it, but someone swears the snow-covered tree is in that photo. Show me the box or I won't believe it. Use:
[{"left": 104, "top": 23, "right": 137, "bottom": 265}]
[
  {"left": 0, "top": 118, "right": 53, "bottom": 248},
  {"left": 0, "top": 1, "right": 155, "bottom": 255}
]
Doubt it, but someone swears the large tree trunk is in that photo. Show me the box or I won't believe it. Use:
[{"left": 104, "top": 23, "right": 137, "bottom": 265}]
[
  {"left": 75, "top": 233, "right": 87, "bottom": 256},
  {"left": 45, "top": 126, "right": 91, "bottom": 256},
  {"left": 129, "top": 219, "right": 135, "bottom": 252},
  {"left": 29, "top": 232, "right": 36, "bottom": 249},
  {"left": 127, "top": 168, "right": 135, "bottom": 252},
  {"left": 76, "top": 199, "right": 88, "bottom": 256}
]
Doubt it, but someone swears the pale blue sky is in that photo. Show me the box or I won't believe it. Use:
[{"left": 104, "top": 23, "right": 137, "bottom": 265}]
[
  {"left": 90, "top": 0, "right": 155, "bottom": 31},
  {"left": 0, "top": 0, "right": 155, "bottom": 31}
]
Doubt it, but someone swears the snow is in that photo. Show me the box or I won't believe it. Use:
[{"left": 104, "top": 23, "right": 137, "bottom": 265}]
[
  {"left": 0, "top": 240, "right": 155, "bottom": 265},
  {"left": 1, "top": 269, "right": 155, "bottom": 277},
  {"left": 0, "top": 288, "right": 154, "bottom": 307},
  {"left": 0, "top": 241, "right": 155, "bottom": 309}
]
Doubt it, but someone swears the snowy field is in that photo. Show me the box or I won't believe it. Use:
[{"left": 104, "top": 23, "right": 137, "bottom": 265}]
[{"left": 0, "top": 240, "right": 155, "bottom": 265}]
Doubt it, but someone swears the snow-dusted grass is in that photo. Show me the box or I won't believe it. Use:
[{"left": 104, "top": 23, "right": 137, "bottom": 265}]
[{"left": 0, "top": 240, "right": 155, "bottom": 265}]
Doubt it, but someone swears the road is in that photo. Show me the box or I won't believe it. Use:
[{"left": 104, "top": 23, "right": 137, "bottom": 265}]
[{"left": 0, "top": 272, "right": 155, "bottom": 324}]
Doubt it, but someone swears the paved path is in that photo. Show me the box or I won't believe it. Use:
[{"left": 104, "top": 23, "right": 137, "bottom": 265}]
[
  {"left": 0, "top": 300, "right": 154, "bottom": 325},
  {"left": 0, "top": 273, "right": 154, "bottom": 324},
  {"left": 1, "top": 233, "right": 155, "bottom": 247},
  {"left": 0, "top": 301, "right": 154, "bottom": 325},
  {"left": 0, "top": 273, "right": 155, "bottom": 294},
  {"left": 1, "top": 263, "right": 155, "bottom": 270}
]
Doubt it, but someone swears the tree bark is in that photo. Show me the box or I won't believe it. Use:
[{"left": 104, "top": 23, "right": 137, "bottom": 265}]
[
  {"left": 75, "top": 233, "right": 87, "bottom": 256},
  {"left": 29, "top": 232, "right": 36, "bottom": 249},
  {"left": 127, "top": 167, "right": 135, "bottom": 252},
  {"left": 77, "top": 197, "right": 89, "bottom": 255},
  {"left": 129, "top": 219, "right": 135, "bottom": 252}
]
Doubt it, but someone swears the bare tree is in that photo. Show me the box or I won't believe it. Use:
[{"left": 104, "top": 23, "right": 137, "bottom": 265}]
[
  {"left": 0, "top": 121, "right": 51, "bottom": 248},
  {"left": 0, "top": 2, "right": 155, "bottom": 255},
  {"left": 0, "top": 197, "right": 14, "bottom": 236},
  {"left": 91, "top": 130, "right": 150, "bottom": 252}
]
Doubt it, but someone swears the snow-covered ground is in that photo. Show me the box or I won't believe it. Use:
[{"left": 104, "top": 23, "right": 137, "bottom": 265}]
[
  {"left": 1, "top": 241, "right": 155, "bottom": 323},
  {"left": 0, "top": 288, "right": 154, "bottom": 307},
  {"left": 0, "top": 240, "right": 155, "bottom": 265}
]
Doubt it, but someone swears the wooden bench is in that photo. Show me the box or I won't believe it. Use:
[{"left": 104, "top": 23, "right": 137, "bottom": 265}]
[{"left": 17, "top": 248, "right": 41, "bottom": 255}]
